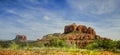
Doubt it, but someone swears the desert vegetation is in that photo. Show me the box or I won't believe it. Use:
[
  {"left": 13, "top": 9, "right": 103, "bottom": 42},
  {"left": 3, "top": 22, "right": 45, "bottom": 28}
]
[{"left": 0, "top": 37, "right": 120, "bottom": 55}]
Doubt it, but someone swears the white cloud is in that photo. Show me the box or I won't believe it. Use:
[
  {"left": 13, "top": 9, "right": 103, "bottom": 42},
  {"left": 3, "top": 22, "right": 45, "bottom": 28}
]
[
  {"left": 43, "top": 16, "right": 50, "bottom": 20},
  {"left": 67, "top": 0, "right": 117, "bottom": 15}
]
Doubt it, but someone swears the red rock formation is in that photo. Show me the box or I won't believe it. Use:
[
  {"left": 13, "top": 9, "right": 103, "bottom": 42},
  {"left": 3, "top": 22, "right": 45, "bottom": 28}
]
[
  {"left": 86, "top": 27, "right": 96, "bottom": 35},
  {"left": 15, "top": 35, "right": 27, "bottom": 42},
  {"left": 95, "top": 35, "right": 101, "bottom": 39},
  {"left": 64, "top": 23, "right": 77, "bottom": 33},
  {"left": 64, "top": 23, "right": 96, "bottom": 35},
  {"left": 62, "top": 23, "right": 111, "bottom": 48},
  {"left": 39, "top": 23, "right": 110, "bottom": 48},
  {"left": 76, "top": 25, "right": 87, "bottom": 33}
]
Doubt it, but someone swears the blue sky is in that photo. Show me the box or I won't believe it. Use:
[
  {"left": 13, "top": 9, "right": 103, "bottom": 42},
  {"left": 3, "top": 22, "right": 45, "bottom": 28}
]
[{"left": 0, "top": 0, "right": 120, "bottom": 40}]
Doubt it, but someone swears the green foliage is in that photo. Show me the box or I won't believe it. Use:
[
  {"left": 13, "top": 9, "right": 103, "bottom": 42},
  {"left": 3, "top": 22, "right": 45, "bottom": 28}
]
[
  {"left": 9, "top": 41, "right": 20, "bottom": 50},
  {"left": 23, "top": 43, "right": 32, "bottom": 50},
  {"left": 53, "top": 39, "right": 67, "bottom": 47},
  {"left": 85, "top": 40, "right": 117, "bottom": 51},
  {"left": 44, "top": 37, "right": 67, "bottom": 47},
  {"left": 71, "top": 42, "right": 77, "bottom": 49},
  {"left": 34, "top": 43, "right": 45, "bottom": 47},
  {"left": 116, "top": 40, "right": 120, "bottom": 49},
  {"left": 0, "top": 45, "right": 2, "bottom": 49},
  {"left": 85, "top": 42, "right": 99, "bottom": 50},
  {"left": 97, "top": 40, "right": 116, "bottom": 50},
  {"left": 0, "top": 41, "right": 11, "bottom": 48},
  {"left": 18, "top": 42, "right": 27, "bottom": 48}
]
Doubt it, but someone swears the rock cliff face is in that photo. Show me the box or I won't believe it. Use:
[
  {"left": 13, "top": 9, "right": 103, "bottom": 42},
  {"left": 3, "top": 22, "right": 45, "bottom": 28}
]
[{"left": 14, "top": 35, "right": 27, "bottom": 42}]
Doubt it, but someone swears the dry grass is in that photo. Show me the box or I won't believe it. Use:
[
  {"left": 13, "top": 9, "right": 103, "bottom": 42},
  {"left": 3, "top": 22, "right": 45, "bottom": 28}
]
[{"left": 0, "top": 49, "right": 120, "bottom": 55}]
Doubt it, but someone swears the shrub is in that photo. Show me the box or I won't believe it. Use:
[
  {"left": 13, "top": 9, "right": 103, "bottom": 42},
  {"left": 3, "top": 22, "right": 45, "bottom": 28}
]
[
  {"left": 85, "top": 40, "right": 117, "bottom": 50},
  {"left": 70, "top": 42, "right": 77, "bottom": 49},
  {"left": 85, "top": 42, "right": 99, "bottom": 50},
  {"left": 44, "top": 37, "right": 67, "bottom": 47},
  {"left": 23, "top": 43, "right": 32, "bottom": 50},
  {"left": 9, "top": 41, "right": 20, "bottom": 50},
  {"left": 0, "top": 41, "right": 10, "bottom": 48},
  {"left": 51, "top": 38, "right": 67, "bottom": 47},
  {"left": 116, "top": 40, "right": 120, "bottom": 49},
  {"left": 0, "top": 45, "right": 2, "bottom": 49},
  {"left": 19, "top": 42, "right": 28, "bottom": 47}
]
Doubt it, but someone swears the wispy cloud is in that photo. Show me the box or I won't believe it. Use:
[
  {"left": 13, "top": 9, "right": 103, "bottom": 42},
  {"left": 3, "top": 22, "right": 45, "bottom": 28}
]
[{"left": 67, "top": 0, "right": 118, "bottom": 15}]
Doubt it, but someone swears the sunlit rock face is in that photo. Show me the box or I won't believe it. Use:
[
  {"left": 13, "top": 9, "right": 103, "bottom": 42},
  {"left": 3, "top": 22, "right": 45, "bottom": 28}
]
[
  {"left": 76, "top": 25, "right": 87, "bottom": 33},
  {"left": 14, "top": 35, "right": 27, "bottom": 42},
  {"left": 64, "top": 23, "right": 77, "bottom": 33}
]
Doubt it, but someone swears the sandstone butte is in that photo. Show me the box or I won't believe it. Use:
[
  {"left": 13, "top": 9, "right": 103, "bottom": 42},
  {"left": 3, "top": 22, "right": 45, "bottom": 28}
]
[
  {"left": 37, "top": 23, "right": 111, "bottom": 48},
  {"left": 64, "top": 23, "right": 96, "bottom": 35},
  {"left": 14, "top": 35, "right": 27, "bottom": 42}
]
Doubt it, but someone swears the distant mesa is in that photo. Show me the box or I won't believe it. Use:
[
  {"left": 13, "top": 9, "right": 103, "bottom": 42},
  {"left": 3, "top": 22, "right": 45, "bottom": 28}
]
[{"left": 13, "top": 35, "right": 27, "bottom": 42}]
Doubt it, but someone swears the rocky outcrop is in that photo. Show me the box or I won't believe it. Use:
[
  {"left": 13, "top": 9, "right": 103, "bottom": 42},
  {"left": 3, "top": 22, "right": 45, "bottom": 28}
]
[
  {"left": 86, "top": 27, "right": 96, "bottom": 35},
  {"left": 14, "top": 35, "right": 27, "bottom": 42},
  {"left": 63, "top": 23, "right": 109, "bottom": 48},
  {"left": 64, "top": 23, "right": 77, "bottom": 33},
  {"left": 64, "top": 23, "right": 96, "bottom": 35},
  {"left": 77, "top": 25, "right": 87, "bottom": 33}
]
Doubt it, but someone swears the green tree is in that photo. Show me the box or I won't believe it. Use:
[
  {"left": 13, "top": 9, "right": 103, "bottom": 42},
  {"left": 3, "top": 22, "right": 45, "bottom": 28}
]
[
  {"left": 101, "top": 40, "right": 116, "bottom": 50},
  {"left": 116, "top": 40, "right": 120, "bottom": 49},
  {"left": 52, "top": 37, "right": 67, "bottom": 47},
  {"left": 85, "top": 42, "right": 99, "bottom": 50},
  {"left": 85, "top": 40, "right": 117, "bottom": 50},
  {"left": 45, "top": 37, "right": 67, "bottom": 47}
]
